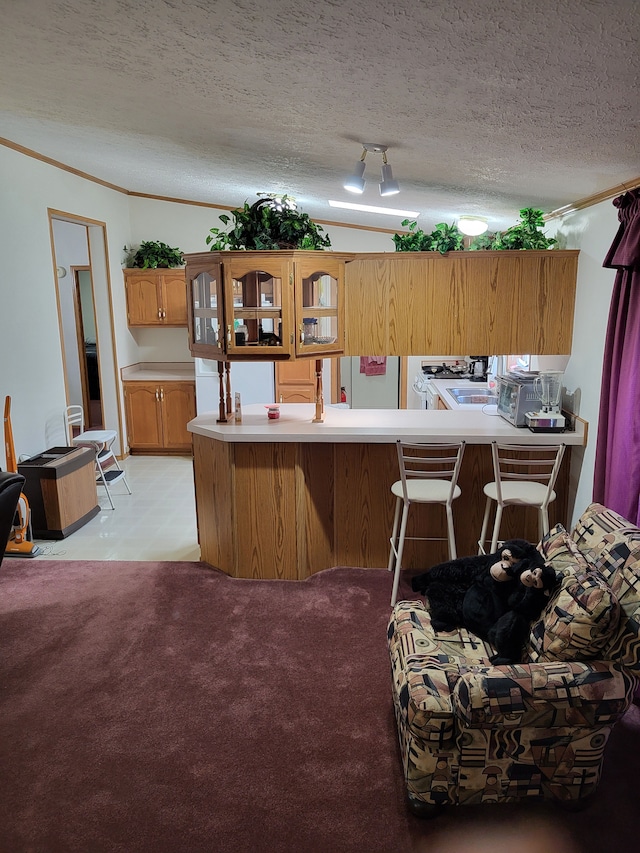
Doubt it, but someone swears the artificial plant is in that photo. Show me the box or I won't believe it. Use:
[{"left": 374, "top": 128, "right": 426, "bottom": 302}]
[
  {"left": 206, "top": 194, "right": 331, "bottom": 251},
  {"left": 393, "top": 220, "right": 464, "bottom": 254},
  {"left": 469, "top": 208, "right": 558, "bottom": 250},
  {"left": 125, "top": 241, "right": 184, "bottom": 268}
]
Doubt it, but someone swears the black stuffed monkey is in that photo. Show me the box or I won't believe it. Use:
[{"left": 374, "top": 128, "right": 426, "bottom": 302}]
[
  {"left": 411, "top": 539, "right": 544, "bottom": 633},
  {"left": 485, "top": 564, "right": 558, "bottom": 664}
]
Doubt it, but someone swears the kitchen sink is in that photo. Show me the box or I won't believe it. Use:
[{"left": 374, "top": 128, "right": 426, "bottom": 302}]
[{"left": 446, "top": 387, "right": 497, "bottom": 405}]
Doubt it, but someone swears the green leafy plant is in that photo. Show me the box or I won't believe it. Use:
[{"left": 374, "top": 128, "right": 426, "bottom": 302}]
[
  {"left": 393, "top": 220, "right": 464, "bottom": 254},
  {"left": 469, "top": 208, "right": 558, "bottom": 250},
  {"left": 429, "top": 222, "right": 465, "bottom": 254},
  {"left": 206, "top": 194, "right": 331, "bottom": 251},
  {"left": 124, "top": 241, "right": 184, "bottom": 268}
]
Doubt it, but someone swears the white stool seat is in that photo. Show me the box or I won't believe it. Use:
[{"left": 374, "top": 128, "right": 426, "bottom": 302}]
[
  {"left": 72, "top": 429, "right": 117, "bottom": 446},
  {"left": 391, "top": 480, "right": 462, "bottom": 504},
  {"left": 479, "top": 442, "right": 565, "bottom": 555},
  {"left": 388, "top": 440, "right": 465, "bottom": 607},
  {"left": 64, "top": 407, "right": 131, "bottom": 510},
  {"left": 483, "top": 482, "right": 556, "bottom": 505}
]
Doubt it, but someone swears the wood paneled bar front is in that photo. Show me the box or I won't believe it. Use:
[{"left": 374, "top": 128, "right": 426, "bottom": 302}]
[{"left": 189, "top": 404, "right": 586, "bottom": 581}]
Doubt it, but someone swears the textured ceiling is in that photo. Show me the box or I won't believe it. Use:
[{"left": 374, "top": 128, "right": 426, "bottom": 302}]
[{"left": 1, "top": 0, "right": 639, "bottom": 234}]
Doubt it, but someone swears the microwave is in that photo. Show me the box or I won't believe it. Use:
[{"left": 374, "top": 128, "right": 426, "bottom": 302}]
[{"left": 496, "top": 374, "right": 539, "bottom": 427}]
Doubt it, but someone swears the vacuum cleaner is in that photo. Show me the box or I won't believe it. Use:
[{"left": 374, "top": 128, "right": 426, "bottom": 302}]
[{"left": 3, "top": 396, "right": 41, "bottom": 557}]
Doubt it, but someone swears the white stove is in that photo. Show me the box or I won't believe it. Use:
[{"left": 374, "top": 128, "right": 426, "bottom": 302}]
[{"left": 412, "top": 360, "right": 471, "bottom": 409}]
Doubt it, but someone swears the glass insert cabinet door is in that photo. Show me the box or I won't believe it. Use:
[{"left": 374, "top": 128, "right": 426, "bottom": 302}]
[
  {"left": 225, "top": 258, "right": 294, "bottom": 356},
  {"left": 187, "top": 260, "right": 225, "bottom": 359},
  {"left": 294, "top": 256, "right": 345, "bottom": 357}
]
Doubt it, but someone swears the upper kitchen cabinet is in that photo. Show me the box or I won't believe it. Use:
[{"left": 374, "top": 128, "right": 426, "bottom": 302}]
[
  {"left": 185, "top": 254, "right": 225, "bottom": 359},
  {"left": 344, "top": 250, "right": 579, "bottom": 356},
  {"left": 124, "top": 268, "right": 188, "bottom": 327},
  {"left": 184, "top": 251, "right": 354, "bottom": 361}
]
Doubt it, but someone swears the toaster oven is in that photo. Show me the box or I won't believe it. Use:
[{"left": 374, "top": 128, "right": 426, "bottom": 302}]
[{"left": 496, "top": 374, "right": 540, "bottom": 427}]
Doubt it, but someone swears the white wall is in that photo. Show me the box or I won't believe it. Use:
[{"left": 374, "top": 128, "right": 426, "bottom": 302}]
[
  {"left": 0, "top": 145, "right": 132, "bottom": 465},
  {"left": 0, "top": 142, "right": 622, "bottom": 528},
  {"left": 547, "top": 204, "right": 619, "bottom": 525}
]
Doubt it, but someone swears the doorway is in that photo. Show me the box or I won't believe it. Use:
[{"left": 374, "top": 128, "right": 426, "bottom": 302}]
[{"left": 49, "top": 210, "right": 124, "bottom": 453}]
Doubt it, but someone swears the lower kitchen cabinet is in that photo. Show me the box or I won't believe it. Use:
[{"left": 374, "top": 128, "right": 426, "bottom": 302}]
[
  {"left": 124, "top": 381, "right": 196, "bottom": 453},
  {"left": 275, "top": 360, "right": 316, "bottom": 403}
]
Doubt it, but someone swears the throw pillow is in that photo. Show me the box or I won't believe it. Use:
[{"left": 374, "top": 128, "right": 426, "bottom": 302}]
[
  {"left": 539, "top": 522, "right": 568, "bottom": 559},
  {"left": 526, "top": 541, "right": 620, "bottom": 662}
]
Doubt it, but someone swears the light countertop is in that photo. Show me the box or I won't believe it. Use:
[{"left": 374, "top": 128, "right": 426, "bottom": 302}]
[
  {"left": 121, "top": 362, "right": 195, "bottom": 382},
  {"left": 188, "top": 402, "right": 586, "bottom": 446}
]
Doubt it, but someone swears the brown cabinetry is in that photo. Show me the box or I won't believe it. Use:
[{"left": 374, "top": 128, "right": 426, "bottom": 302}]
[
  {"left": 275, "top": 360, "right": 316, "bottom": 403},
  {"left": 124, "top": 268, "right": 188, "bottom": 326},
  {"left": 184, "top": 251, "right": 354, "bottom": 361},
  {"left": 124, "top": 381, "right": 196, "bottom": 452},
  {"left": 344, "top": 250, "right": 579, "bottom": 356}
]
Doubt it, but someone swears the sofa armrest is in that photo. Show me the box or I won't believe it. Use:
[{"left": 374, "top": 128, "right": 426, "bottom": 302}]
[
  {"left": 452, "top": 660, "right": 635, "bottom": 729},
  {"left": 388, "top": 603, "right": 459, "bottom": 743}
]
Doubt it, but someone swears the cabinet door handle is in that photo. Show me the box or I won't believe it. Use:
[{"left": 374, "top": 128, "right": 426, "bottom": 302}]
[
  {"left": 155, "top": 389, "right": 160, "bottom": 402},
  {"left": 299, "top": 323, "right": 304, "bottom": 344},
  {"left": 160, "top": 387, "right": 164, "bottom": 401},
  {"left": 227, "top": 324, "right": 232, "bottom": 344},
  {"left": 157, "top": 309, "right": 162, "bottom": 319},
  {"left": 162, "top": 309, "right": 166, "bottom": 319}
]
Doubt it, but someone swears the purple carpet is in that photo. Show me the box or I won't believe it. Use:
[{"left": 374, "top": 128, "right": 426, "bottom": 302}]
[{"left": 1, "top": 558, "right": 638, "bottom": 853}]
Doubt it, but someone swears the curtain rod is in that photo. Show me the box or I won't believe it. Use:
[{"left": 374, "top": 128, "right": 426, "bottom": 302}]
[{"left": 545, "top": 177, "right": 640, "bottom": 220}]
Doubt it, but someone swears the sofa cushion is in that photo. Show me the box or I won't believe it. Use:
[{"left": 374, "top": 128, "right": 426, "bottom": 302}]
[
  {"left": 526, "top": 534, "right": 620, "bottom": 662},
  {"left": 571, "top": 502, "right": 640, "bottom": 676}
]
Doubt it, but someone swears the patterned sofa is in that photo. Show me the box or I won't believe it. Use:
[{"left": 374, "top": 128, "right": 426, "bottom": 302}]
[{"left": 387, "top": 502, "right": 640, "bottom": 816}]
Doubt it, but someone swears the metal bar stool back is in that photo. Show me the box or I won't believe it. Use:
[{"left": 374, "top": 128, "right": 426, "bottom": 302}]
[
  {"left": 388, "top": 440, "right": 465, "bottom": 606},
  {"left": 478, "top": 441, "right": 566, "bottom": 555}
]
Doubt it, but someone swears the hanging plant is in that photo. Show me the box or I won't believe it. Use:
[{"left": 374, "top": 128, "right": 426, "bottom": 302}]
[
  {"left": 393, "top": 220, "right": 464, "bottom": 254},
  {"left": 124, "top": 241, "right": 184, "bottom": 268},
  {"left": 206, "top": 194, "right": 331, "bottom": 251},
  {"left": 469, "top": 208, "right": 558, "bottom": 250}
]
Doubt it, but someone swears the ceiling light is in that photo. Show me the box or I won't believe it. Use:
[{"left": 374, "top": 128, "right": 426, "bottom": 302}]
[
  {"left": 343, "top": 143, "right": 401, "bottom": 196},
  {"left": 457, "top": 215, "right": 489, "bottom": 236},
  {"left": 379, "top": 152, "right": 399, "bottom": 196},
  {"left": 344, "top": 154, "right": 366, "bottom": 194},
  {"left": 329, "top": 200, "right": 419, "bottom": 217}
]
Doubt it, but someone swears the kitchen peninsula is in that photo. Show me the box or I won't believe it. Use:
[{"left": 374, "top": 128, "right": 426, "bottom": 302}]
[{"left": 189, "top": 403, "right": 586, "bottom": 580}]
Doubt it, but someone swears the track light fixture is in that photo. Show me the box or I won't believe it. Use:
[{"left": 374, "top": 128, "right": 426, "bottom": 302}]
[{"left": 343, "top": 144, "right": 400, "bottom": 196}]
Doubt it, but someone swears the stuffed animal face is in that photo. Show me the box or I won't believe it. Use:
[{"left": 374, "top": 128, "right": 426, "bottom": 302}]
[
  {"left": 520, "top": 562, "right": 558, "bottom": 593},
  {"left": 500, "top": 540, "right": 541, "bottom": 564},
  {"left": 520, "top": 567, "right": 546, "bottom": 588}
]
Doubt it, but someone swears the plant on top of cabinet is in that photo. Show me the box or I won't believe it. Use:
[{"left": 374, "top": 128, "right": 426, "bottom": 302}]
[
  {"left": 123, "top": 241, "right": 184, "bottom": 269},
  {"left": 205, "top": 193, "right": 331, "bottom": 251},
  {"left": 393, "top": 220, "right": 464, "bottom": 254},
  {"left": 468, "top": 208, "right": 558, "bottom": 250}
]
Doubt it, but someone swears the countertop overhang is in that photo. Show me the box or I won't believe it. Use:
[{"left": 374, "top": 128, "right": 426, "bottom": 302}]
[
  {"left": 121, "top": 362, "right": 195, "bottom": 382},
  {"left": 188, "top": 403, "right": 586, "bottom": 445}
]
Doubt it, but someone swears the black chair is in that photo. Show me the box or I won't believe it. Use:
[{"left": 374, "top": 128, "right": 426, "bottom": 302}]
[{"left": 0, "top": 471, "right": 26, "bottom": 568}]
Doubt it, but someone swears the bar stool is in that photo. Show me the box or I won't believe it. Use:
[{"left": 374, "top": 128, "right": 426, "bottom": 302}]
[
  {"left": 478, "top": 441, "right": 566, "bottom": 555},
  {"left": 388, "top": 440, "right": 465, "bottom": 607},
  {"left": 64, "top": 405, "right": 132, "bottom": 510}
]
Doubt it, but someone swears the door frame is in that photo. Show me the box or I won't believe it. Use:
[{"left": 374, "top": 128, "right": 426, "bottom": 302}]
[{"left": 48, "top": 209, "right": 125, "bottom": 455}]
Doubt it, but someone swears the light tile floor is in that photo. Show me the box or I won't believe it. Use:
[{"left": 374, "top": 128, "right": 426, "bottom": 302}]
[{"left": 33, "top": 455, "right": 201, "bottom": 561}]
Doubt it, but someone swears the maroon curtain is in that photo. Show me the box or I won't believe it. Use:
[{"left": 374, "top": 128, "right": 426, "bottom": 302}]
[{"left": 593, "top": 189, "right": 640, "bottom": 525}]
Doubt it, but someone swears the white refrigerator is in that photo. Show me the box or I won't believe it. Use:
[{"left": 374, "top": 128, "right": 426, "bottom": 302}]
[{"left": 195, "top": 358, "right": 275, "bottom": 415}]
